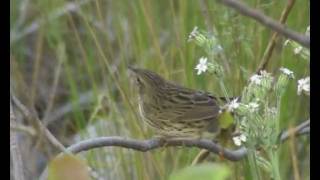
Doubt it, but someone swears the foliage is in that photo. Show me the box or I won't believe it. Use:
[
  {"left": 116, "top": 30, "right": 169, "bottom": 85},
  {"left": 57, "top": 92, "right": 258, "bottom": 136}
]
[
  {"left": 169, "top": 163, "right": 230, "bottom": 180},
  {"left": 10, "top": 0, "right": 309, "bottom": 179}
]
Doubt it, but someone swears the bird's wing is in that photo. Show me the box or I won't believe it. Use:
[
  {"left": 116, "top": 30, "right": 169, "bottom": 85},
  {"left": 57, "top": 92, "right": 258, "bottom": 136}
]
[
  {"left": 157, "top": 88, "right": 220, "bottom": 122},
  {"left": 173, "top": 91, "right": 220, "bottom": 121}
]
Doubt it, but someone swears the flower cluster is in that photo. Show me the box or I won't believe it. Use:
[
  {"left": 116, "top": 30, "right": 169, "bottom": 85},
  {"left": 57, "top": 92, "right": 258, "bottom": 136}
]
[
  {"left": 188, "top": 26, "right": 225, "bottom": 77},
  {"left": 297, "top": 76, "right": 310, "bottom": 96},
  {"left": 233, "top": 134, "right": 247, "bottom": 146},
  {"left": 189, "top": 25, "right": 308, "bottom": 179},
  {"left": 284, "top": 26, "right": 310, "bottom": 60},
  {"left": 227, "top": 68, "right": 296, "bottom": 149},
  {"left": 275, "top": 67, "right": 295, "bottom": 96},
  {"left": 279, "top": 67, "right": 295, "bottom": 79},
  {"left": 188, "top": 26, "right": 223, "bottom": 54},
  {"left": 241, "top": 70, "right": 274, "bottom": 103}
]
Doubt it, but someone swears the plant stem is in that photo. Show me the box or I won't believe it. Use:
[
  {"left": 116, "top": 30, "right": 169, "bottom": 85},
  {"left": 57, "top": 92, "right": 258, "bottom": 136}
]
[
  {"left": 268, "top": 149, "right": 281, "bottom": 180},
  {"left": 247, "top": 149, "right": 261, "bottom": 180},
  {"left": 218, "top": 79, "right": 230, "bottom": 100}
]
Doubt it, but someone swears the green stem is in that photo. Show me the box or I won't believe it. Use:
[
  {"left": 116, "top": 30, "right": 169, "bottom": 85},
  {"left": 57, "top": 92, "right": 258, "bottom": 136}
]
[
  {"left": 268, "top": 149, "right": 281, "bottom": 180},
  {"left": 247, "top": 149, "right": 261, "bottom": 180},
  {"left": 276, "top": 96, "right": 282, "bottom": 135},
  {"left": 218, "top": 79, "right": 230, "bottom": 100}
]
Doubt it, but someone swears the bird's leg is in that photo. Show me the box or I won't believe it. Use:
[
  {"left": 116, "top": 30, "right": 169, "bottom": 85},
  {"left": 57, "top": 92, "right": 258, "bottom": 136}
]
[
  {"left": 218, "top": 149, "right": 225, "bottom": 161},
  {"left": 153, "top": 134, "right": 170, "bottom": 152},
  {"left": 198, "top": 132, "right": 203, "bottom": 140}
]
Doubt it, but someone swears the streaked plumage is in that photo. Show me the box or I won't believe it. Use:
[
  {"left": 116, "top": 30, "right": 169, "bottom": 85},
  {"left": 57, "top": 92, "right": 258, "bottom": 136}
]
[{"left": 129, "top": 67, "right": 222, "bottom": 138}]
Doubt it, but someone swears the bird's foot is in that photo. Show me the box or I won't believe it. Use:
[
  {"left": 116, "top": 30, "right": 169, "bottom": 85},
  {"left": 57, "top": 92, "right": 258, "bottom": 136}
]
[{"left": 218, "top": 150, "right": 225, "bottom": 161}]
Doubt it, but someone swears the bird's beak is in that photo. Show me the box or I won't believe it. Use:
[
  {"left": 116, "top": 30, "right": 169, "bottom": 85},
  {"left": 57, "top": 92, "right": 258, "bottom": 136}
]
[
  {"left": 128, "top": 65, "right": 137, "bottom": 73},
  {"left": 127, "top": 66, "right": 139, "bottom": 79}
]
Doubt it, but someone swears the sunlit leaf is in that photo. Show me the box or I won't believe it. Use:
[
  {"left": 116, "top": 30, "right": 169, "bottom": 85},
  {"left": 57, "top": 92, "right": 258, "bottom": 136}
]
[
  {"left": 218, "top": 110, "right": 234, "bottom": 129},
  {"left": 48, "top": 154, "right": 91, "bottom": 180}
]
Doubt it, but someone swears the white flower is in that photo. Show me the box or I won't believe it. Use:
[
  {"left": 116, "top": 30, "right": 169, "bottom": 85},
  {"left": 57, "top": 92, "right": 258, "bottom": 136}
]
[
  {"left": 284, "top": 40, "right": 290, "bottom": 46},
  {"left": 195, "top": 57, "right": 208, "bottom": 75},
  {"left": 280, "top": 67, "right": 295, "bottom": 79},
  {"left": 214, "top": 45, "right": 223, "bottom": 52},
  {"left": 225, "top": 98, "right": 240, "bottom": 112},
  {"left": 294, "top": 46, "right": 303, "bottom": 54},
  {"left": 297, "top": 76, "right": 310, "bottom": 95},
  {"left": 306, "top": 26, "right": 310, "bottom": 36},
  {"left": 248, "top": 102, "right": 259, "bottom": 112},
  {"left": 188, "top": 26, "right": 199, "bottom": 41},
  {"left": 250, "top": 74, "right": 262, "bottom": 85},
  {"left": 260, "top": 70, "right": 271, "bottom": 77},
  {"left": 233, "top": 134, "right": 247, "bottom": 146}
]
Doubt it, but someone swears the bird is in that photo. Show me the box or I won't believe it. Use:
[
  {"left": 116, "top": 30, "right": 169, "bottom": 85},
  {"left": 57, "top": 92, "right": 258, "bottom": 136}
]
[{"left": 128, "top": 66, "right": 234, "bottom": 139}]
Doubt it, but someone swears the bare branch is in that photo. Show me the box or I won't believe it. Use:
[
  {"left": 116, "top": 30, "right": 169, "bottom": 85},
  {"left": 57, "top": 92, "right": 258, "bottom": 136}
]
[
  {"left": 11, "top": 93, "right": 66, "bottom": 152},
  {"left": 257, "top": 0, "right": 296, "bottom": 73},
  {"left": 69, "top": 137, "right": 247, "bottom": 160},
  {"left": 61, "top": 118, "right": 309, "bottom": 160},
  {"left": 280, "top": 119, "right": 310, "bottom": 142},
  {"left": 39, "top": 119, "right": 309, "bottom": 179},
  {"left": 10, "top": 99, "right": 25, "bottom": 180},
  {"left": 218, "top": 0, "right": 309, "bottom": 49},
  {"left": 39, "top": 138, "right": 247, "bottom": 180}
]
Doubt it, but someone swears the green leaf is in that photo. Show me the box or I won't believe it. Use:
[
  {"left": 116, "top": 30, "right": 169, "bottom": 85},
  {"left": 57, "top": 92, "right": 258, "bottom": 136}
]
[
  {"left": 48, "top": 154, "right": 91, "bottom": 180},
  {"left": 218, "top": 111, "right": 234, "bottom": 129},
  {"left": 169, "top": 163, "right": 230, "bottom": 180}
]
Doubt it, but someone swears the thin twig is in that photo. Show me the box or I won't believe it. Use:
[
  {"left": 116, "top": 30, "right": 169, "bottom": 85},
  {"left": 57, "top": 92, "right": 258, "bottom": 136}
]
[
  {"left": 11, "top": 93, "right": 66, "bottom": 152},
  {"left": 218, "top": 0, "right": 309, "bottom": 49},
  {"left": 10, "top": 99, "right": 25, "bottom": 180},
  {"left": 42, "top": 47, "right": 64, "bottom": 122},
  {"left": 257, "top": 0, "right": 296, "bottom": 73},
  {"left": 10, "top": 122, "right": 36, "bottom": 137},
  {"left": 191, "top": 149, "right": 211, "bottom": 165},
  {"left": 280, "top": 119, "right": 310, "bottom": 142}
]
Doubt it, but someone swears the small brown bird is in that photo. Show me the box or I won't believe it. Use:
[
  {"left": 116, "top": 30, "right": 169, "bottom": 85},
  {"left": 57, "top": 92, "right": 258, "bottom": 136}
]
[{"left": 128, "top": 66, "right": 230, "bottom": 138}]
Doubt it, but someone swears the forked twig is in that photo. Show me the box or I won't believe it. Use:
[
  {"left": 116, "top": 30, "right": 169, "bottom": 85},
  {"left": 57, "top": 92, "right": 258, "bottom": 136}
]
[
  {"left": 11, "top": 93, "right": 66, "bottom": 152},
  {"left": 257, "top": 0, "right": 296, "bottom": 73},
  {"left": 218, "top": 0, "right": 309, "bottom": 49}
]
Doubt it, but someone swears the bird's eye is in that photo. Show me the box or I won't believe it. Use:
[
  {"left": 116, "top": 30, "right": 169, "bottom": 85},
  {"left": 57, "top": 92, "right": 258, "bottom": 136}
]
[{"left": 136, "top": 78, "right": 142, "bottom": 84}]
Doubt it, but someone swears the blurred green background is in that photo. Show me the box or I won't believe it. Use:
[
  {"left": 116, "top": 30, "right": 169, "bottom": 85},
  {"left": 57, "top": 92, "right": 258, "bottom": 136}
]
[{"left": 10, "top": 0, "right": 309, "bottom": 179}]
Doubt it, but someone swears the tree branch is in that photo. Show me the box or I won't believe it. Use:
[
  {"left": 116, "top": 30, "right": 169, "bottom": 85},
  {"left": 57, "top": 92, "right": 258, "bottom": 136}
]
[
  {"left": 10, "top": 98, "right": 25, "bottom": 180},
  {"left": 59, "top": 119, "right": 309, "bottom": 160},
  {"left": 280, "top": 119, "right": 310, "bottom": 142},
  {"left": 39, "top": 138, "right": 247, "bottom": 180},
  {"left": 39, "top": 119, "right": 309, "bottom": 179},
  {"left": 257, "top": 0, "right": 296, "bottom": 73},
  {"left": 218, "top": 0, "right": 309, "bottom": 49},
  {"left": 69, "top": 137, "right": 247, "bottom": 160}
]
